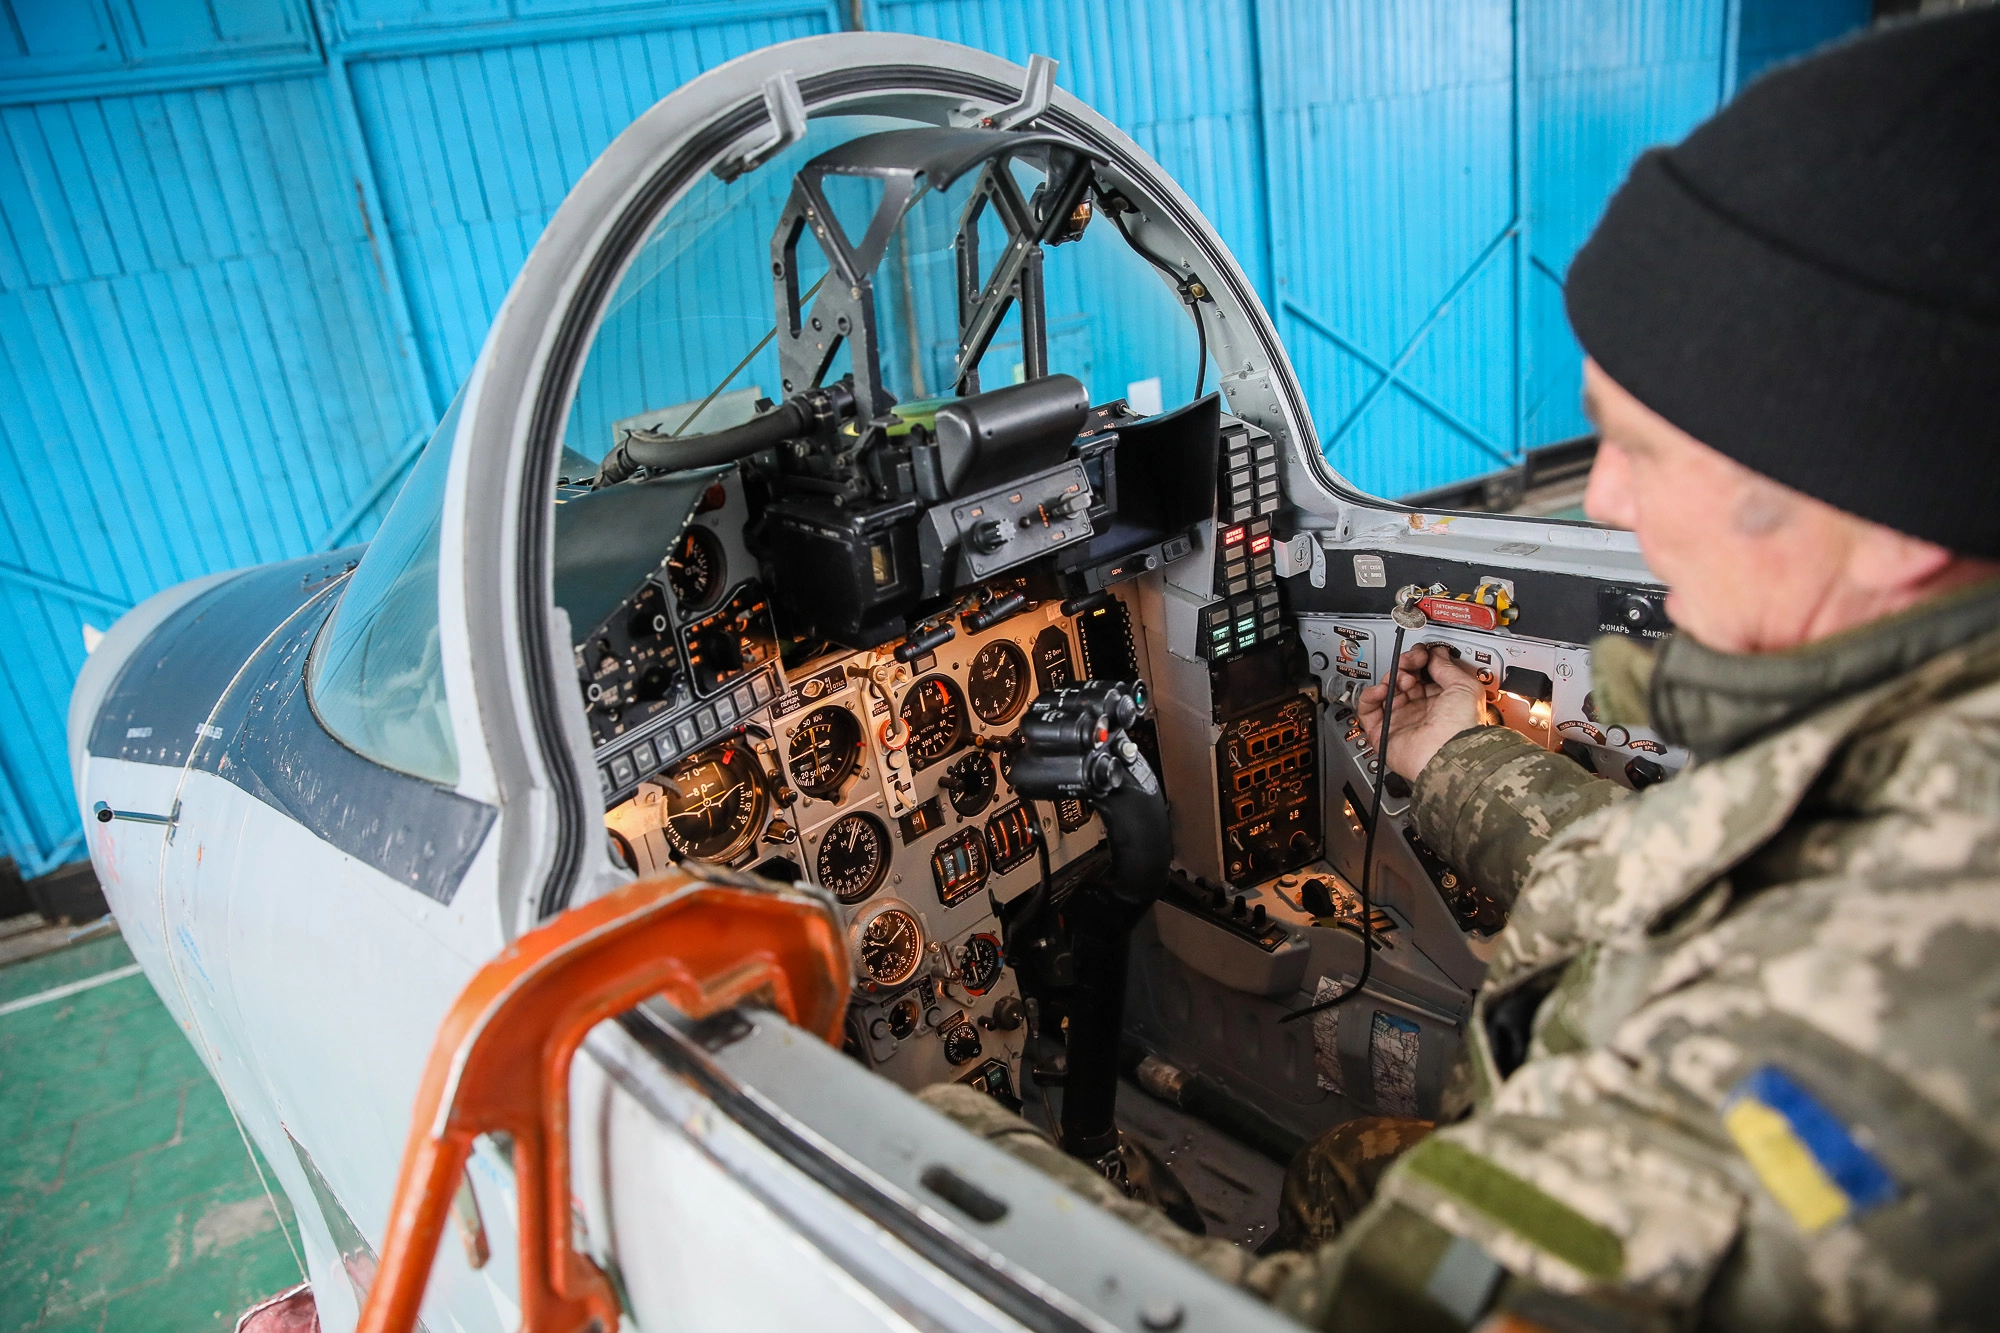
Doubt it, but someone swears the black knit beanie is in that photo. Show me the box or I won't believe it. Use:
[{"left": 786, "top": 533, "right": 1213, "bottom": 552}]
[{"left": 1565, "top": 9, "right": 2000, "bottom": 558}]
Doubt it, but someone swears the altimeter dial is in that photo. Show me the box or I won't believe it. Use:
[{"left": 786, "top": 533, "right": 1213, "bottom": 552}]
[
  {"left": 787, "top": 705, "right": 862, "bottom": 799},
  {"left": 967, "top": 639, "right": 1030, "bottom": 724}
]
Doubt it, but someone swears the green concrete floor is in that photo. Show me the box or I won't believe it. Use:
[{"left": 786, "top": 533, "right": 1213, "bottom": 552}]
[{"left": 2, "top": 933, "right": 304, "bottom": 1332}]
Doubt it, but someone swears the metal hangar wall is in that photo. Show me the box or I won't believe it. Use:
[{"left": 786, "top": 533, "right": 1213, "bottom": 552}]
[{"left": 0, "top": 0, "right": 1867, "bottom": 875}]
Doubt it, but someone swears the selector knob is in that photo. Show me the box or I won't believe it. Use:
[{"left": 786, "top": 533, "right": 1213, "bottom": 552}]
[
  {"left": 1626, "top": 756, "right": 1667, "bottom": 789},
  {"left": 969, "top": 519, "right": 1011, "bottom": 554},
  {"left": 988, "top": 996, "right": 1025, "bottom": 1031},
  {"left": 1619, "top": 594, "right": 1658, "bottom": 631}
]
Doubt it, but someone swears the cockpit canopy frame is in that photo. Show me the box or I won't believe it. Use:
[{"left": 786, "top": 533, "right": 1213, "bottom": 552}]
[{"left": 771, "top": 127, "right": 1099, "bottom": 422}]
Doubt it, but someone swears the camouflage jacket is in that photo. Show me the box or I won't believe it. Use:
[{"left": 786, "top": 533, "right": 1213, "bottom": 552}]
[
  {"left": 931, "top": 584, "right": 2000, "bottom": 1329},
  {"left": 1283, "top": 581, "right": 2000, "bottom": 1331}
]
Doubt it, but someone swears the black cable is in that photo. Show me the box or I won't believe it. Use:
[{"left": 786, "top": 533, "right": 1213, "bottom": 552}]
[
  {"left": 1191, "top": 298, "right": 1208, "bottom": 401},
  {"left": 1279, "top": 619, "right": 1408, "bottom": 1025},
  {"left": 1107, "top": 205, "right": 1209, "bottom": 406}
]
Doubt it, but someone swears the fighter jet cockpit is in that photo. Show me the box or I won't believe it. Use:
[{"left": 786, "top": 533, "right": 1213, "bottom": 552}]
[
  {"left": 67, "top": 37, "right": 1704, "bottom": 1331},
  {"left": 539, "top": 95, "right": 1687, "bottom": 1253}
]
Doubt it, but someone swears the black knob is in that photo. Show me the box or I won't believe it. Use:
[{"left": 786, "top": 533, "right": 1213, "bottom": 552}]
[
  {"left": 1626, "top": 756, "right": 1667, "bottom": 789},
  {"left": 1619, "top": 594, "right": 1656, "bottom": 630},
  {"left": 989, "top": 996, "right": 1025, "bottom": 1031},
  {"left": 1229, "top": 894, "right": 1247, "bottom": 919},
  {"left": 969, "top": 519, "right": 1011, "bottom": 554}
]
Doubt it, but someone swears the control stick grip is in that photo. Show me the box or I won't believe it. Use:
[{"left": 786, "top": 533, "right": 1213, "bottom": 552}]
[{"left": 1005, "top": 681, "right": 1167, "bottom": 1161}]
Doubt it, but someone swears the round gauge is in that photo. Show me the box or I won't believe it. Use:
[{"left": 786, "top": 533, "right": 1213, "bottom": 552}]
[
  {"left": 815, "top": 811, "right": 890, "bottom": 904},
  {"left": 941, "top": 750, "right": 997, "bottom": 818},
  {"left": 787, "top": 705, "right": 862, "bottom": 799},
  {"left": 659, "top": 741, "right": 767, "bottom": 862},
  {"left": 899, "top": 675, "right": 967, "bottom": 771},
  {"left": 941, "top": 1020, "right": 984, "bottom": 1067},
  {"left": 967, "top": 639, "right": 1031, "bottom": 724},
  {"left": 852, "top": 903, "right": 925, "bottom": 989},
  {"left": 957, "top": 933, "right": 1003, "bottom": 995},
  {"left": 667, "top": 525, "right": 725, "bottom": 612},
  {"left": 886, "top": 994, "right": 921, "bottom": 1040}
]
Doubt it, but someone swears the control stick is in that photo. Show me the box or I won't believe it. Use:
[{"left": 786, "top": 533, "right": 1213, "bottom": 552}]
[{"left": 1006, "top": 681, "right": 1168, "bottom": 1164}]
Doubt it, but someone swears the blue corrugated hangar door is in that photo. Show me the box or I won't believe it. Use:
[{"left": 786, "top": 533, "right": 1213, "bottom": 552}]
[{"left": 0, "top": 0, "right": 1876, "bottom": 882}]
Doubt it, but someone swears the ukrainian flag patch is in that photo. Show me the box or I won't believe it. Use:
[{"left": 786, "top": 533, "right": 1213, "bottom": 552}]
[{"left": 1723, "top": 1065, "right": 1896, "bottom": 1234}]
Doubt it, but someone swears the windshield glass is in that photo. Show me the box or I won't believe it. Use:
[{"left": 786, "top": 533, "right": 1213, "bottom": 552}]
[
  {"left": 564, "top": 115, "right": 1214, "bottom": 463},
  {"left": 309, "top": 390, "right": 462, "bottom": 787}
]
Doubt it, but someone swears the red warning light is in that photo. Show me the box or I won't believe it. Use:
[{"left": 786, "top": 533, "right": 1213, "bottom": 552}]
[
  {"left": 1222, "top": 526, "right": 1246, "bottom": 546},
  {"left": 1249, "top": 534, "right": 1272, "bottom": 554}
]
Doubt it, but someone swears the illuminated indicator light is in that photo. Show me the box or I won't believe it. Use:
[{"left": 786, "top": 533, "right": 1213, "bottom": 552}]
[
  {"left": 1223, "top": 526, "right": 1246, "bottom": 546},
  {"left": 1249, "top": 535, "right": 1272, "bottom": 554}
]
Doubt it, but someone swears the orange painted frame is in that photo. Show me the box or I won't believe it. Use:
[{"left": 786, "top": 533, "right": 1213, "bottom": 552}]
[{"left": 355, "top": 872, "right": 851, "bottom": 1333}]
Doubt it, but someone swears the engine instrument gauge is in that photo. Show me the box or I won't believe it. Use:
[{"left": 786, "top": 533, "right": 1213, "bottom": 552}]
[
  {"left": 667, "top": 525, "right": 725, "bottom": 611},
  {"left": 931, "top": 828, "right": 989, "bottom": 907},
  {"left": 852, "top": 903, "right": 925, "bottom": 989},
  {"left": 787, "top": 705, "right": 862, "bottom": 799},
  {"left": 940, "top": 750, "right": 998, "bottom": 818},
  {"left": 899, "top": 675, "right": 967, "bottom": 771},
  {"left": 815, "top": 811, "right": 890, "bottom": 904},
  {"left": 967, "top": 639, "right": 1030, "bottom": 724},
  {"left": 985, "top": 802, "right": 1039, "bottom": 873},
  {"left": 659, "top": 741, "right": 767, "bottom": 862},
  {"left": 956, "top": 932, "right": 1003, "bottom": 995}
]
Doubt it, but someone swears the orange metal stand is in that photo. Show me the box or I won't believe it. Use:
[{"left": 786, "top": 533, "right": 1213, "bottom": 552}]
[{"left": 355, "top": 872, "right": 850, "bottom": 1333}]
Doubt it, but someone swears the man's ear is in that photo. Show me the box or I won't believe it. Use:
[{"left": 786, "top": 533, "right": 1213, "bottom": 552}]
[{"left": 1847, "top": 519, "right": 1957, "bottom": 595}]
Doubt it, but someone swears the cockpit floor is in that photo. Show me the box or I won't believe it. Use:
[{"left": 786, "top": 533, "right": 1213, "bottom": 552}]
[{"left": 1021, "top": 1077, "right": 1288, "bottom": 1251}]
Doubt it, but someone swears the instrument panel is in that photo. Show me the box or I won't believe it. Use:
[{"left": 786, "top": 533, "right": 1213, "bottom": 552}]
[{"left": 603, "top": 585, "right": 1123, "bottom": 1097}]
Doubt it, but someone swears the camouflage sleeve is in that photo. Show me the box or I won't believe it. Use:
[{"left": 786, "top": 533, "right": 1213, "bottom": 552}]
[
  {"left": 1268, "top": 1106, "right": 1749, "bottom": 1333},
  {"left": 1410, "top": 726, "right": 1628, "bottom": 905}
]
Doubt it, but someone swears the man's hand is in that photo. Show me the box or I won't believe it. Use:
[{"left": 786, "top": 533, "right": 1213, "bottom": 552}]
[{"left": 1356, "top": 643, "right": 1491, "bottom": 780}]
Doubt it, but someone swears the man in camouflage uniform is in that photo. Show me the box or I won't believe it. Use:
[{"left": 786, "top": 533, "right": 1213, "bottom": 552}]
[{"left": 932, "top": 10, "right": 2000, "bottom": 1329}]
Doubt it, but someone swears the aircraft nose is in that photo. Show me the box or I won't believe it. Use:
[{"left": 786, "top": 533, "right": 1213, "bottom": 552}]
[{"left": 67, "top": 570, "right": 238, "bottom": 793}]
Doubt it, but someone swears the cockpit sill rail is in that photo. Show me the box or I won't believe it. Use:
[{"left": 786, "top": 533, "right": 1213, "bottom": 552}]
[
  {"left": 603, "top": 1006, "right": 1108, "bottom": 1333},
  {"left": 605, "top": 1001, "right": 1295, "bottom": 1333}
]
